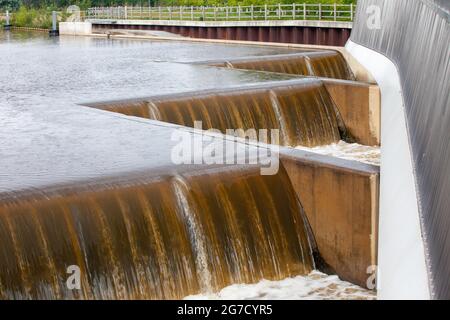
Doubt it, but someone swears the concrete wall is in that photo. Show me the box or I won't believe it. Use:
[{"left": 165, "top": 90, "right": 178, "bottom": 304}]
[
  {"left": 281, "top": 151, "right": 379, "bottom": 288},
  {"left": 92, "top": 22, "right": 352, "bottom": 46},
  {"left": 338, "top": 48, "right": 376, "bottom": 83},
  {"left": 323, "top": 79, "right": 380, "bottom": 146},
  {"left": 59, "top": 22, "right": 92, "bottom": 36},
  {"left": 349, "top": 0, "right": 450, "bottom": 299},
  {"left": 346, "top": 39, "right": 430, "bottom": 300}
]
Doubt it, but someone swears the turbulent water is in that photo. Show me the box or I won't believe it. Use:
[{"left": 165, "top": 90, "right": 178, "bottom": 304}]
[
  {"left": 185, "top": 271, "right": 376, "bottom": 300},
  {"left": 296, "top": 141, "right": 381, "bottom": 166}
]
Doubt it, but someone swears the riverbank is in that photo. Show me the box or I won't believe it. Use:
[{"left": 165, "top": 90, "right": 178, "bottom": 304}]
[{"left": 7, "top": 26, "right": 50, "bottom": 32}]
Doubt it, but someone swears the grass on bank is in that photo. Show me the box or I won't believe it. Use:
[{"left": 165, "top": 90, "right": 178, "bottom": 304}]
[
  {"left": 11, "top": 6, "right": 52, "bottom": 29},
  {"left": 8, "top": 6, "right": 69, "bottom": 29}
]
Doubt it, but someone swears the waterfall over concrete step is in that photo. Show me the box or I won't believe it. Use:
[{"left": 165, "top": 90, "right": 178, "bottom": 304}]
[
  {"left": 0, "top": 164, "right": 314, "bottom": 299},
  {"left": 88, "top": 79, "right": 345, "bottom": 148},
  {"left": 205, "top": 51, "right": 355, "bottom": 80}
]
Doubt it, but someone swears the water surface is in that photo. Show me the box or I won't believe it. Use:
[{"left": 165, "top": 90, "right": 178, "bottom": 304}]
[
  {"left": 0, "top": 31, "right": 297, "bottom": 108},
  {"left": 0, "top": 31, "right": 296, "bottom": 191}
]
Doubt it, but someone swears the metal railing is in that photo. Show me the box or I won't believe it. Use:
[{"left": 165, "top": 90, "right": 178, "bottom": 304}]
[
  {"left": 85, "top": 4, "right": 355, "bottom": 22},
  {"left": 0, "top": 10, "right": 11, "bottom": 25}
]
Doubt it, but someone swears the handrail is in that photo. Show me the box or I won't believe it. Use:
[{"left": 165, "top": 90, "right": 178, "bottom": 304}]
[{"left": 83, "top": 4, "right": 355, "bottom": 22}]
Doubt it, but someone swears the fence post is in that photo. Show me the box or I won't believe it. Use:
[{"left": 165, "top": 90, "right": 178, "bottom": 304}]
[
  {"left": 350, "top": 3, "right": 354, "bottom": 21},
  {"left": 125, "top": 6, "right": 127, "bottom": 19},
  {"left": 202, "top": 6, "right": 205, "bottom": 21},
  {"left": 238, "top": 5, "right": 241, "bottom": 20},
  {"left": 49, "top": 11, "right": 59, "bottom": 36},
  {"left": 264, "top": 4, "right": 268, "bottom": 21},
  {"left": 334, "top": 3, "right": 337, "bottom": 21},
  {"left": 226, "top": 6, "right": 229, "bottom": 20},
  {"left": 278, "top": 3, "right": 281, "bottom": 19},
  {"left": 159, "top": 6, "right": 161, "bottom": 20},
  {"left": 251, "top": 5, "right": 254, "bottom": 20},
  {"left": 5, "top": 10, "right": 10, "bottom": 29},
  {"left": 180, "top": 6, "right": 183, "bottom": 20},
  {"left": 293, "top": 3, "right": 296, "bottom": 20},
  {"left": 303, "top": 3, "right": 306, "bottom": 20},
  {"left": 318, "top": 3, "right": 321, "bottom": 20}
]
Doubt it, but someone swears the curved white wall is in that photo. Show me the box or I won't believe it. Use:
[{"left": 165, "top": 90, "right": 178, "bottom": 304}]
[{"left": 346, "top": 40, "right": 430, "bottom": 300}]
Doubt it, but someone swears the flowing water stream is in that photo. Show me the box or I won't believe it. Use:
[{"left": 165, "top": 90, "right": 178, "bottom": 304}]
[{"left": 0, "top": 31, "right": 376, "bottom": 299}]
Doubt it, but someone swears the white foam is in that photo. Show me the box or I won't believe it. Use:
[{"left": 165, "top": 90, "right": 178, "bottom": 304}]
[
  {"left": 296, "top": 140, "right": 380, "bottom": 166},
  {"left": 184, "top": 271, "right": 376, "bottom": 300}
]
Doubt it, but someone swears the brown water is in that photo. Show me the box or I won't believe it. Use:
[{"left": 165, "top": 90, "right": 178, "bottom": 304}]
[
  {"left": 0, "top": 164, "right": 314, "bottom": 299},
  {"left": 89, "top": 79, "right": 343, "bottom": 147},
  {"left": 0, "top": 32, "right": 351, "bottom": 300},
  {"left": 221, "top": 54, "right": 310, "bottom": 76},
  {"left": 209, "top": 51, "right": 355, "bottom": 80},
  {"left": 305, "top": 51, "right": 355, "bottom": 80}
]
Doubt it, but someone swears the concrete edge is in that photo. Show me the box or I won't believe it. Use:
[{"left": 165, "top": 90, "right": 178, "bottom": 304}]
[
  {"left": 88, "top": 18, "right": 353, "bottom": 29},
  {"left": 346, "top": 40, "right": 430, "bottom": 300}
]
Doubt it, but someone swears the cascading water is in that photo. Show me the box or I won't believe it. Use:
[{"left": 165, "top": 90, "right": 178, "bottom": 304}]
[
  {"left": 304, "top": 51, "right": 355, "bottom": 81},
  {"left": 221, "top": 54, "right": 311, "bottom": 76},
  {"left": 88, "top": 79, "right": 344, "bottom": 148},
  {"left": 0, "top": 165, "right": 314, "bottom": 299},
  {"left": 209, "top": 51, "right": 355, "bottom": 80},
  {"left": 0, "top": 30, "right": 379, "bottom": 301}
]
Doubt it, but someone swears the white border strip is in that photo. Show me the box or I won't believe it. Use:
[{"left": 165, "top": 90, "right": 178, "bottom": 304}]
[
  {"left": 88, "top": 18, "right": 352, "bottom": 29},
  {"left": 346, "top": 40, "right": 430, "bottom": 300}
]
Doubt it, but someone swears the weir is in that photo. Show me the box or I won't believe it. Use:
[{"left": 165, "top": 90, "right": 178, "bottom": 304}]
[
  {"left": 84, "top": 77, "right": 380, "bottom": 289},
  {"left": 205, "top": 51, "right": 355, "bottom": 80},
  {"left": 0, "top": 164, "right": 314, "bottom": 299},
  {"left": 87, "top": 79, "right": 345, "bottom": 148},
  {"left": 86, "top": 76, "right": 380, "bottom": 147},
  {"left": 0, "top": 27, "right": 382, "bottom": 299}
]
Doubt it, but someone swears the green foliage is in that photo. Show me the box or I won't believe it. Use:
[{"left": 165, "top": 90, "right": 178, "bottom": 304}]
[
  {"left": 154, "top": 0, "right": 356, "bottom": 5},
  {"left": 3, "top": 0, "right": 356, "bottom": 28},
  {"left": 11, "top": 5, "right": 53, "bottom": 28},
  {"left": 0, "top": 0, "right": 21, "bottom": 11},
  {"left": 3, "top": 1, "right": 357, "bottom": 10}
]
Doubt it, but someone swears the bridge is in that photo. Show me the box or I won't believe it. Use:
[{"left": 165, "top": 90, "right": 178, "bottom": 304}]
[{"left": 83, "top": 4, "right": 354, "bottom": 46}]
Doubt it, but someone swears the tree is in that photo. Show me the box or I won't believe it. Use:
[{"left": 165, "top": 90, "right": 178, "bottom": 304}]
[{"left": 0, "top": 0, "right": 21, "bottom": 11}]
